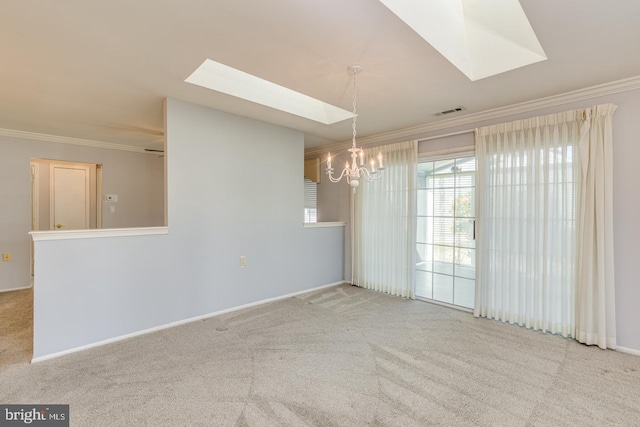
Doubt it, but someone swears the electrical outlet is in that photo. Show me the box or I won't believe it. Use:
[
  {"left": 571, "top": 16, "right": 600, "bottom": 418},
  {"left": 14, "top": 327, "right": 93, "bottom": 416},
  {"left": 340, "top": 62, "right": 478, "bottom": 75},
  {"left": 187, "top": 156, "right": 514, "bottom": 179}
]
[
  {"left": 240, "top": 256, "right": 246, "bottom": 268},
  {"left": 2, "top": 253, "right": 10, "bottom": 262}
]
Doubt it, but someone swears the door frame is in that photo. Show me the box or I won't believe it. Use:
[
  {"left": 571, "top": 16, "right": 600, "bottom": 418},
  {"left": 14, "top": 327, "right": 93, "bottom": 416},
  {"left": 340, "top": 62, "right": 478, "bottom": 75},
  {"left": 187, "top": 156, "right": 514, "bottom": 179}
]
[
  {"left": 96, "top": 164, "right": 103, "bottom": 229},
  {"left": 30, "top": 162, "right": 40, "bottom": 277}
]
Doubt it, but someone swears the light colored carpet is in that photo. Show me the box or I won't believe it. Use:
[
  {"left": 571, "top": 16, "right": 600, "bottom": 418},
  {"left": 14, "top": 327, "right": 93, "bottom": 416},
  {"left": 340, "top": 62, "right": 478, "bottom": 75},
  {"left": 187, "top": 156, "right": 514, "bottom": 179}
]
[
  {"left": 1, "top": 284, "right": 639, "bottom": 426},
  {"left": 0, "top": 287, "right": 32, "bottom": 367}
]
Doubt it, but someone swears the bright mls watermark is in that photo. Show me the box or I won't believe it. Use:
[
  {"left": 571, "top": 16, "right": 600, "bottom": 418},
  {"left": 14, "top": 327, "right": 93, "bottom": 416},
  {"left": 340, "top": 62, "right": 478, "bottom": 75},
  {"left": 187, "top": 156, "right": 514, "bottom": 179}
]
[{"left": 0, "top": 405, "right": 68, "bottom": 426}]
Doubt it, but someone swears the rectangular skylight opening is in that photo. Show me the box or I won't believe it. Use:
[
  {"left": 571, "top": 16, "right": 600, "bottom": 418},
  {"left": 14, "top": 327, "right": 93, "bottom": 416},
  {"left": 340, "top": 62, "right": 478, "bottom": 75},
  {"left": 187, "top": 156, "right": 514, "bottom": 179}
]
[
  {"left": 378, "top": 0, "right": 546, "bottom": 81},
  {"left": 185, "top": 59, "right": 354, "bottom": 125}
]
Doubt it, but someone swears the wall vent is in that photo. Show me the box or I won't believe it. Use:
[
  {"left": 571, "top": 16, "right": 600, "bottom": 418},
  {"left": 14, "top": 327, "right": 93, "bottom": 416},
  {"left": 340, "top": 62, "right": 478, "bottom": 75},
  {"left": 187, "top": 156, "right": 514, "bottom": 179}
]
[{"left": 435, "top": 106, "right": 465, "bottom": 116}]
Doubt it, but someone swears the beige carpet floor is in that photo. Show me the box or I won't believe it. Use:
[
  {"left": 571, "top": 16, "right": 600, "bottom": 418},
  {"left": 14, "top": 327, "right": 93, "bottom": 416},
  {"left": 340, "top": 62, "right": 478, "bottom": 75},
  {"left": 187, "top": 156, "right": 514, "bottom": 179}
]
[
  {"left": 0, "top": 287, "right": 32, "bottom": 367},
  {"left": 1, "top": 284, "right": 639, "bottom": 426}
]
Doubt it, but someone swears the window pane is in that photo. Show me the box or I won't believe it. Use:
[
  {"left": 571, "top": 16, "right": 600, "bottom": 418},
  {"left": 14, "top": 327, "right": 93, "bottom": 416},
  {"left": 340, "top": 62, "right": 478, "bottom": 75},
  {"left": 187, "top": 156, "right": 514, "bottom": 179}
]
[
  {"left": 418, "top": 162, "right": 434, "bottom": 186},
  {"left": 454, "top": 219, "right": 475, "bottom": 249},
  {"left": 417, "top": 189, "right": 428, "bottom": 215},
  {"left": 454, "top": 277, "right": 475, "bottom": 309},
  {"left": 417, "top": 216, "right": 426, "bottom": 244},
  {"left": 455, "top": 248, "right": 475, "bottom": 279},
  {"left": 454, "top": 188, "right": 475, "bottom": 218},
  {"left": 416, "top": 270, "right": 432, "bottom": 299},
  {"left": 433, "top": 188, "right": 455, "bottom": 216},
  {"left": 417, "top": 217, "right": 434, "bottom": 244},
  {"left": 433, "top": 273, "right": 453, "bottom": 304},
  {"left": 432, "top": 175, "right": 455, "bottom": 188},
  {"left": 433, "top": 218, "right": 454, "bottom": 245},
  {"left": 433, "top": 245, "right": 453, "bottom": 275},
  {"left": 416, "top": 244, "right": 433, "bottom": 271},
  {"left": 460, "top": 157, "right": 476, "bottom": 169}
]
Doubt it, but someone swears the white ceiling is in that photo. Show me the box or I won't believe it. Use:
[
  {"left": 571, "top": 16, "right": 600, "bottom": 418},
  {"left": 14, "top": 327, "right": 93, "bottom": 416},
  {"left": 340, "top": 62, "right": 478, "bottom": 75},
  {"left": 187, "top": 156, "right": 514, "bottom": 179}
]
[{"left": 2, "top": 1, "right": 640, "bottom": 150}]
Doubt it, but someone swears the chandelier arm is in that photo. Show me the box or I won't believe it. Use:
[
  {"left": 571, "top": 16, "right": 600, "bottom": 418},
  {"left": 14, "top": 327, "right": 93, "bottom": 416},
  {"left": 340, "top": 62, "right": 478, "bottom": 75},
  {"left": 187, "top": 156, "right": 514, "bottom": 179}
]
[
  {"left": 359, "top": 167, "right": 384, "bottom": 182},
  {"left": 326, "top": 167, "right": 350, "bottom": 183}
]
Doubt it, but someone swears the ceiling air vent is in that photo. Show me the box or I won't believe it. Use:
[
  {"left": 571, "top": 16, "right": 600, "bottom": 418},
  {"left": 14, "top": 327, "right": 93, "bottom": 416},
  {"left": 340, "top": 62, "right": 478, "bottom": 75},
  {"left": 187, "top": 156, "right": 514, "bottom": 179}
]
[{"left": 435, "top": 106, "right": 465, "bottom": 116}]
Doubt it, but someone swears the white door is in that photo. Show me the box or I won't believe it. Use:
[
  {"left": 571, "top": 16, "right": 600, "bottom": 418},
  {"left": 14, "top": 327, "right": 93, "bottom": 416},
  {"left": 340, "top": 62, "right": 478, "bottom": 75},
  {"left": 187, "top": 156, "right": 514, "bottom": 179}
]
[{"left": 50, "top": 163, "right": 91, "bottom": 230}]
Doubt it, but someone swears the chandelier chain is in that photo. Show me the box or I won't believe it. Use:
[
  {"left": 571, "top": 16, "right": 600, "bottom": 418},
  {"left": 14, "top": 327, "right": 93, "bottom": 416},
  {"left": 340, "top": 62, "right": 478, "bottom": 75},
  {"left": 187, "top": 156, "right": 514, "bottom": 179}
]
[{"left": 352, "top": 69, "right": 357, "bottom": 149}]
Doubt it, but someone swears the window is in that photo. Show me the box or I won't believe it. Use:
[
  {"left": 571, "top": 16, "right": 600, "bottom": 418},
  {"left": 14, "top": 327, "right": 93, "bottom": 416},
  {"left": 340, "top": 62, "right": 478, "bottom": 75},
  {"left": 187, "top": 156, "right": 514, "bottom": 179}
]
[{"left": 304, "top": 178, "right": 317, "bottom": 223}]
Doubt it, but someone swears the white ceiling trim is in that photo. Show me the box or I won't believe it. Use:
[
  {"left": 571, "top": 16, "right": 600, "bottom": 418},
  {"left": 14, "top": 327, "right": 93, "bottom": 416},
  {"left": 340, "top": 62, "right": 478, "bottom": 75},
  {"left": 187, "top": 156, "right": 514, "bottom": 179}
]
[
  {"left": 0, "top": 128, "right": 155, "bottom": 154},
  {"left": 305, "top": 74, "right": 640, "bottom": 157}
]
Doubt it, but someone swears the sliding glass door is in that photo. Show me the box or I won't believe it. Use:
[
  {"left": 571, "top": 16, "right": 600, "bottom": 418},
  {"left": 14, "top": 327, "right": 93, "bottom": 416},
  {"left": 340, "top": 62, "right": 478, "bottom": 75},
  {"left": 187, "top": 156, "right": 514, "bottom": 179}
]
[{"left": 416, "top": 156, "right": 476, "bottom": 309}]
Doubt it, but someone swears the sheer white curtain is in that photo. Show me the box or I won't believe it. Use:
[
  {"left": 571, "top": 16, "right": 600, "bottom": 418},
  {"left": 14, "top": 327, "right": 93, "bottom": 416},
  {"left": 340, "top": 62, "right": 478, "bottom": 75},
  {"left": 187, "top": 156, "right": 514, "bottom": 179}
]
[
  {"left": 353, "top": 140, "right": 417, "bottom": 298},
  {"left": 575, "top": 104, "right": 617, "bottom": 349},
  {"left": 475, "top": 105, "right": 617, "bottom": 347},
  {"left": 475, "top": 111, "right": 581, "bottom": 337}
]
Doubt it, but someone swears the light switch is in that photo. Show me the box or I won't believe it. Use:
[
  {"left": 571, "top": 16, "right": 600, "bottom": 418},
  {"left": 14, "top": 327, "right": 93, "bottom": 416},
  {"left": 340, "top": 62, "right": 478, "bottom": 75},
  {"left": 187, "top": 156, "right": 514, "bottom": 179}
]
[{"left": 109, "top": 205, "right": 116, "bottom": 213}]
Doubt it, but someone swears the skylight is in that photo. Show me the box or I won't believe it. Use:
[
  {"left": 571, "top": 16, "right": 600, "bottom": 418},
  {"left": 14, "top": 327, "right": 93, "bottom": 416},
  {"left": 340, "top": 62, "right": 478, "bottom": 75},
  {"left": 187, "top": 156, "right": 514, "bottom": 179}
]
[
  {"left": 378, "top": 0, "right": 547, "bottom": 81},
  {"left": 185, "top": 59, "right": 354, "bottom": 125}
]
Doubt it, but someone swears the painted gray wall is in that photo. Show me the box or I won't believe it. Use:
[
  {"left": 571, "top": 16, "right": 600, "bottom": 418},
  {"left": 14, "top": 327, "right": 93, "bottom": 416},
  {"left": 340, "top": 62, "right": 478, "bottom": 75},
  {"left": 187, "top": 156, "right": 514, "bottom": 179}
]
[
  {"left": 0, "top": 136, "right": 165, "bottom": 291},
  {"left": 315, "top": 150, "right": 352, "bottom": 280},
  {"left": 32, "top": 99, "right": 345, "bottom": 359},
  {"left": 316, "top": 89, "right": 640, "bottom": 352}
]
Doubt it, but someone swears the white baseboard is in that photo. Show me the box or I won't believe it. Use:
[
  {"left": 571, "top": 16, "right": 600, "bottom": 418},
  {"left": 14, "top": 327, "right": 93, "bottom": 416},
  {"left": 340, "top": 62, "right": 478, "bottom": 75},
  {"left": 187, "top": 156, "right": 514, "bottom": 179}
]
[
  {"left": 0, "top": 284, "right": 33, "bottom": 293},
  {"left": 31, "top": 281, "right": 346, "bottom": 363},
  {"left": 617, "top": 346, "right": 640, "bottom": 357}
]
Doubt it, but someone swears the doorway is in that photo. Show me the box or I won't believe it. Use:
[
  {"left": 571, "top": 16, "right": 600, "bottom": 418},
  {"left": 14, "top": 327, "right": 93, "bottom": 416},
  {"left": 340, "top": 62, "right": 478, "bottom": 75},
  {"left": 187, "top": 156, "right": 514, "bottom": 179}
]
[
  {"left": 416, "top": 156, "right": 476, "bottom": 309},
  {"left": 30, "top": 159, "right": 101, "bottom": 232},
  {"left": 30, "top": 159, "right": 102, "bottom": 276}
]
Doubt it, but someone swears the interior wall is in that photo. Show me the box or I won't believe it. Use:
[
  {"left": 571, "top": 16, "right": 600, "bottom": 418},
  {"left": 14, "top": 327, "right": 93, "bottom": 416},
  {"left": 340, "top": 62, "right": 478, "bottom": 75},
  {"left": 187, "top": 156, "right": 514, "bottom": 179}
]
[
  {"left": 164, "top": 97, "right": 343, "bottom": 307},
  {"left": 315, "top": 150, "right": 352, "bottom": 280},
  {"left": 31, "top": 98, "right": 345, "bottom": 359},
  {"left": 0, "top": 136, "right": 165, "bottom": 292},
  {"left": 315, "top": 88, "right": 640, "bottom": 352}
]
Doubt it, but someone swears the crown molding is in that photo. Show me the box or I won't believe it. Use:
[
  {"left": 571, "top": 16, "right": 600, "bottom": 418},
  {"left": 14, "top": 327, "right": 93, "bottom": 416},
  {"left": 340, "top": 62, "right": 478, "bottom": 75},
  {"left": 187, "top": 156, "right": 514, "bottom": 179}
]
[
  {"left": 0, "top": 128, "right": 154, "bottom": 154},
  {"left": 305, "top": 75, "right": 640, "bottom": 157}
]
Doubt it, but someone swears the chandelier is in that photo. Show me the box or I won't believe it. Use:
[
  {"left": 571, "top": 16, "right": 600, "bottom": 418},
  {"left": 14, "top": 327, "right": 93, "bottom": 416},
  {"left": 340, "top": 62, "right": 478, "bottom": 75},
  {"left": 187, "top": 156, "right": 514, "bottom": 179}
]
[{"left": 326, "top": 65, "right": 384, "bottom": 192}]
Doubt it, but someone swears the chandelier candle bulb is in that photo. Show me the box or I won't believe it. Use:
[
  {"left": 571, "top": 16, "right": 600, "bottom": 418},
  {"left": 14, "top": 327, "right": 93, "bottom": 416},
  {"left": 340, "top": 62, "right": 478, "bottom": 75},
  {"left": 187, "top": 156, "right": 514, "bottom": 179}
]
[
  {"left": 359, "top": 150, "right": 364, "bottom": 166},
  {"left": 370, "top": 159, "right": 375, "bottom": 173},
  {"left": 327, "top": 153, "right": 332, "bottom": 169},
  {"left": 378, "top": 152, "right": 384, "bottom": 169}
]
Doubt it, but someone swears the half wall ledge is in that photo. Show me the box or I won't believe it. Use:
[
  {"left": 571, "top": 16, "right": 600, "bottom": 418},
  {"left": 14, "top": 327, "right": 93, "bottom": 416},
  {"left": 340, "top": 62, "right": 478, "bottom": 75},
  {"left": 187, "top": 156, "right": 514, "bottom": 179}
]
[
  {"left": 30, "top": 226, "right": 169, "bottom": 241},
  {"left": 303, "top": 222, "right": 346, "bottom": 228}
]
